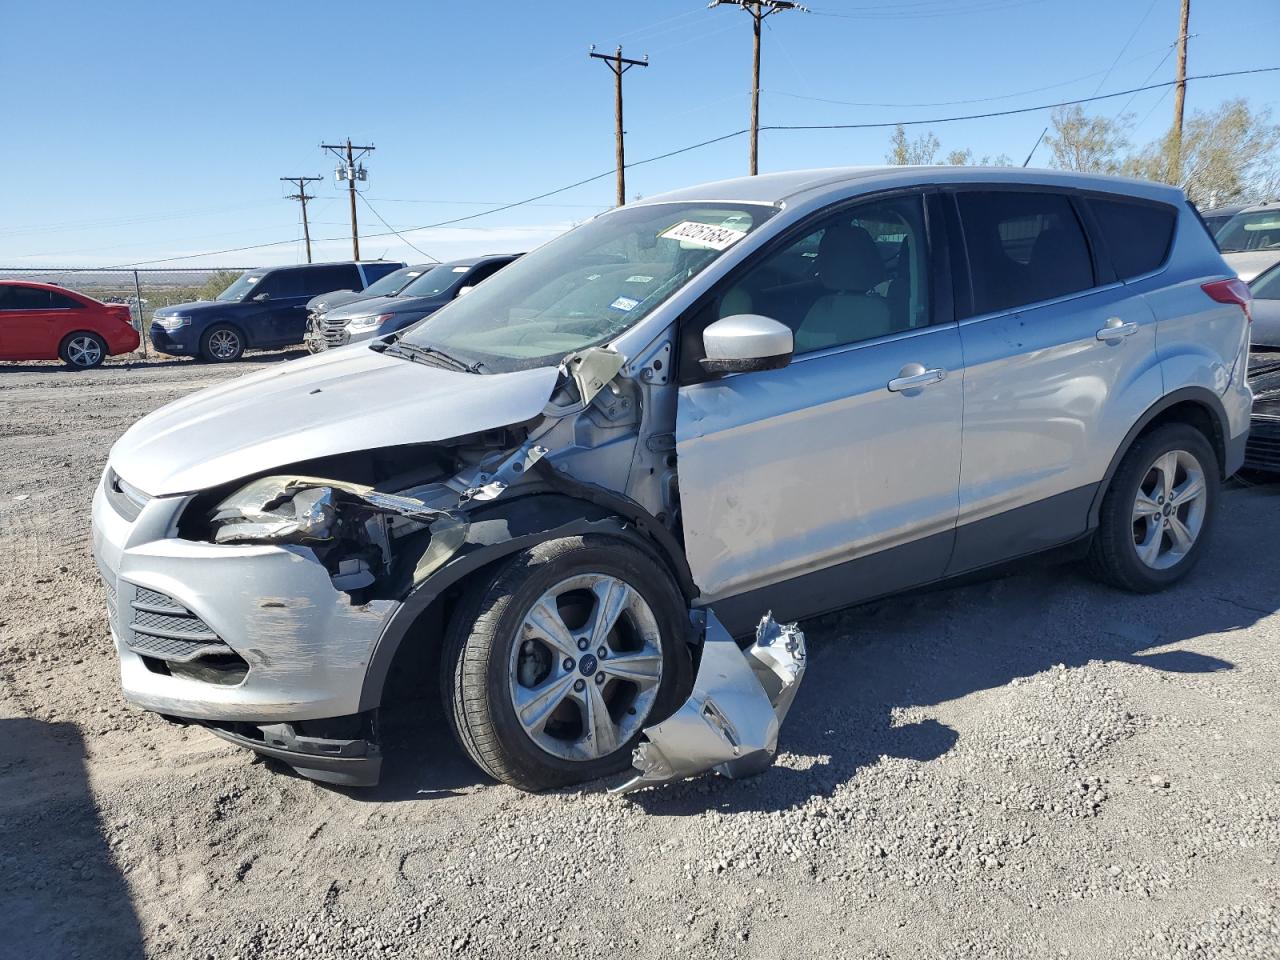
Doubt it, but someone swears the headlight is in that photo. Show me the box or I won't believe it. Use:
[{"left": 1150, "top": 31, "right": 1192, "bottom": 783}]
[
  {"left": 154, "top": 315, "right": 191, "bottom": 331},
  {"left": 346, "top": 313, "right": 395, "bottom": 333},
  {"left": 210, "top": 477, "right": 338, "bottom": 544}
]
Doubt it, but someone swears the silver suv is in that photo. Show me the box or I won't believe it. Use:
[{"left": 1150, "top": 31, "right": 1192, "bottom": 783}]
[{"left": 92, "top": 167, "right": 1253, "bottom": 791}]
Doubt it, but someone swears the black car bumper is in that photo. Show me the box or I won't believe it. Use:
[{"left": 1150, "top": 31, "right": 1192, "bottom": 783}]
[
  {"left": 163, "top": 713, "right": 382, "bottom": 787},
  {"left": 149, "top": 326, "right": 198, "bottom": 357}
]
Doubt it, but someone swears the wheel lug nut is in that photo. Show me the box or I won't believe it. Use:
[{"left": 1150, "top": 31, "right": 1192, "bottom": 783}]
[
  {"left": 577, "top": 638, "right": 589, "bottom": 651},
  {"left": 573, "top": 679, "right": 585, "bottom": 692},
  {"left": 595, "top": 672, "right": 605, "bottom": 685},
  {"left": 562, "top": 658, "right": 574, "bottom": 671},
  {"left": 597, "top": 646, "right": 607, "bottom": 659}
]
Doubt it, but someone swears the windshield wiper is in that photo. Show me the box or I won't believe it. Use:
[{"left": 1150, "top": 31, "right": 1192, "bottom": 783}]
[{"left": 378, "top": 339, "right": 482, "bottom": 374}]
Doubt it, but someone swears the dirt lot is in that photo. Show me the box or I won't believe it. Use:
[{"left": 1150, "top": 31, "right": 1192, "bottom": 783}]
[{"left": 2, "top": 352, "right": 1279, "bottom": 960}]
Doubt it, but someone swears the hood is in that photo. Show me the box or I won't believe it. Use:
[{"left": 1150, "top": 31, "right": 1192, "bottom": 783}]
[
  {"left": 153, "top": 300, "right": 227, "bottom": 317},
  {"left": 307, "top": 289, "right": 368, "bottom": 315},
  {"left": 325, "top": 293, "right": 452, "bottom": 322},
  {"left": 1223, "top": 251, "right": 1280, "bottom": 283},
  {"left": 110, "top": 345, "right": 561, "bottom": 496}
]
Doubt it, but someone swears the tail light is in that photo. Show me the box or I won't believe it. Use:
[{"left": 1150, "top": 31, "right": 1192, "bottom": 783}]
[{"left": 1202, "top": 277, "right": 1253, "bottom": 323}]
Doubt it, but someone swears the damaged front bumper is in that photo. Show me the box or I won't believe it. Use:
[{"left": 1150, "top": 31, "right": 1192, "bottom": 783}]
[
  {"left": 93, "top": 478, "right": 398, "bottom": 724},
  {"left": 614, "top": 612, "right": 806, "bottom": 794}
]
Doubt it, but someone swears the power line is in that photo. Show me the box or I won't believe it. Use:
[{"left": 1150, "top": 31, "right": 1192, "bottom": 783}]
[
  {"left": 280, "top": 176, "right": 322, "bottom": 263},
  {"left": 321, "top": 139, "right": 374, "bottom": 259},
  {"left": 711, "top": 0, "right": 806, "bottom": 176},
  {"left": 357, "top": 193, "right": 440, "bottom": 262},
  {"left": 589, "top": 45, "right": 650, "bottom": 206},
  {"left": 102, "top": 65, "right": 1280, "bottom": 268},
  {"left": 1090, "top": 0, "right": 1160, "bottom": 96}
]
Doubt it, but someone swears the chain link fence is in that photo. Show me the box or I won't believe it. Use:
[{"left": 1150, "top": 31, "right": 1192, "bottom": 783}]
[{"left": 0, "top": 266, "right": 249, "bottom": 356}]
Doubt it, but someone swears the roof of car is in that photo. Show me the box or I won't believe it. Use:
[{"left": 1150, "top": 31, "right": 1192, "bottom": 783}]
[{"left": 635, "top": 165, "right": 1187, "bottom": 208}]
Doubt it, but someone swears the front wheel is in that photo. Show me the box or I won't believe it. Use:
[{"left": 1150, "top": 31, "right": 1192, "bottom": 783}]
[
  {"left": 442, "top": 535, "right": 692, "bottom": 791},
  {"left": 60, "top": 332, "right": 106, "bottom": 369},
  {"left": 1088, "top": 423, "right": 1219, "bottom": 592},
  {"left": 201, "top": 324, "right": 244, "bottom": 363}
]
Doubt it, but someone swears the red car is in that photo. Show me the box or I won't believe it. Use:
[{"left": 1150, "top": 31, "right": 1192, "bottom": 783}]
[{"left": 0, "top": 280, "right": 140, "bottom": 368}]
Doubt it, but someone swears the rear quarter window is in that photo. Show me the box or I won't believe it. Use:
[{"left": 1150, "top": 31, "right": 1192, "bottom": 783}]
[{"left": 1088, "top": 196, "right": 1178, "bottom": 280}]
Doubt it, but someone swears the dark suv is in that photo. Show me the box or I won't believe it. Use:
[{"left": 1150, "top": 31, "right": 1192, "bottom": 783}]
[{"left": 151, "top": 261, "right": 404, "bottom": 362}]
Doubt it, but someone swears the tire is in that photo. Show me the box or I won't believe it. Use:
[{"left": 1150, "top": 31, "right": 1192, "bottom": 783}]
[
  {"left": 59, "top": 331, "right": 106, "bottom": 369},
  {"left": 1087, "top": 422, "right": 1220, "bottom": 593},
  {"left": 201, "top": 324, "right": 244, "bottom": 363},
  {"left": 442, "top": 535, "right": 693, "bottom": 792}
]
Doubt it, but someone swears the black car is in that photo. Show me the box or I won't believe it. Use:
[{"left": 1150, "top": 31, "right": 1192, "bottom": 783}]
[
  {"left": 305, "top": 263, "right": 434, "bottom": 319},
  {"left": 308, "top": 254, "right": 520, "bottom": 351},
  {"left": 151, "top": 261, "right": 404, "bottom": 362}
]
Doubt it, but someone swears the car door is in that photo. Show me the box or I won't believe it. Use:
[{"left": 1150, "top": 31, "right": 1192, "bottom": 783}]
[
  {"left": 945, "top": 188, "right": 1163, "bottom": 573},
  {"left": 251, "top": 268, "right": 309, "bottom": 346},
  {"left": 0, "top": 285, "right": 73, "bottom": 358},
  {"left": 675, "top": 190, "right": 964, "bottom": 630},
  {"left": 279, "top": 265, "right": 361, "bottom": 344}
]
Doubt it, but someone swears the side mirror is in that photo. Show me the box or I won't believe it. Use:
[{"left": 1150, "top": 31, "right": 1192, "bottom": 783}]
[
  {"left": 700, "top": 314, "right": 793, "bottom": 375},
  {"left": 253, "top": 292, "right": 271, "bottom": 303}
]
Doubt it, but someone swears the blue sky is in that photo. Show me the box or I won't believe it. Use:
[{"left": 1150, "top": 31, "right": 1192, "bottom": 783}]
[{"left": 3, "top": 0, "right": 1278, "bottom": 267}]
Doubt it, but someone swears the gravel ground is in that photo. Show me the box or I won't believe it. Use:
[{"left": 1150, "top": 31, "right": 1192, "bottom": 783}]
[{"left": 2, "top": 353, "right": 1278, "bottom": 960}]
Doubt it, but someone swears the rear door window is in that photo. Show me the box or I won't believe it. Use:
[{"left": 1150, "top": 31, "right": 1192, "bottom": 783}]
[
  {"left": 956, "top": 191, "right": 1095, "bottom": 317},
  {"left": 46, "top": 291, "right": 84, "bottom": 309},
  {"left": 1088, "top": 196, "right": 1177, "bottom": 279},
  {"left": 360, "top": 262, "right": 402, "bottom": 284},
  {"left": 7, "top": 286, "right": 57, "bottom": 310},
  {"left": 302, "top": 265, "right": 362, "bottom": 295}
]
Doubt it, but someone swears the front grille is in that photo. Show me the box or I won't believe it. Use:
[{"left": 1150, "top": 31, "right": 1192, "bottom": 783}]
[
  {"left": 128, "top": 586, "right": 234, "bottom": 663},
  {"left": 102, "top": 575, "right": 118, "bottom": 624},
  {"left": 318, "top": 315, "right": 350, "bottom": 348},
  {"left": 1245, "top": 416, "right": 1280, "bottom": 473}
]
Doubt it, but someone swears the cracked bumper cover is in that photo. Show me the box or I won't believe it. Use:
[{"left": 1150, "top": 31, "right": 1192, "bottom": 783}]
[{"left": 613, "top": 612, "right": 807, "bottom": 794}]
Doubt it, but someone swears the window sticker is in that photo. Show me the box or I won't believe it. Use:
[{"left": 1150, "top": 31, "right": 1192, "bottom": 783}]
[
  {"left": 586, "top": 274, "right": 602, "bottom": 281},
  {"left": 626, "top": 275, "right": 654, "bottom": 283},
  {"left": 452, "top": 266, "right": 470, "bottom": 273},
  {"left": 609, "top": 296, "right": 640, "bottom": 312},
  {"left": 660, "top": 220, "right": 748, "bottom": 250}
]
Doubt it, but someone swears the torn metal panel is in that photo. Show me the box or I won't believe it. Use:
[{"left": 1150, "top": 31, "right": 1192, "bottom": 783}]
[
  {"left": 549, "top": 347, "right": 628, "bottom": 415},
  {"left": 612, "top": 611, "right": 806, "bottom": 795},
  {"left": 458, "top": 442, "right": 549, "bottom": 504}
]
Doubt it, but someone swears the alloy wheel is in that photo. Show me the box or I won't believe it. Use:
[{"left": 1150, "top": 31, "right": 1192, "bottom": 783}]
[
  {"left": 66, "top": 335, "right": 102, "bottom": 367},
  {"left": 1131, "top": 449, "right": 1207, "bottom": 570},
  {"left": 208, "top": 329, "right": 241, "bottom": 360},
  {"left": 508, "top": 572, "right": 663, "bottom": 762}
]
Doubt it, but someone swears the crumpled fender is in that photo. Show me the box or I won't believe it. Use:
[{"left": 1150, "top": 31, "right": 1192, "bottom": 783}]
[{"left": 357, "top": 493, "right": 682, "bottom": 712}]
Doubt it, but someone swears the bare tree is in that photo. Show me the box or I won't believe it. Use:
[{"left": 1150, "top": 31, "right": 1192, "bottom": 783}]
[
  {"left": 1044, "top": 106, "right": 1132, "bottom": 174},
  {"left": 886, "top": 125, "right": 941, "bottom": 165},
  {"left": 1125, "top": 99, "right": 1280, "bottom": 204}
]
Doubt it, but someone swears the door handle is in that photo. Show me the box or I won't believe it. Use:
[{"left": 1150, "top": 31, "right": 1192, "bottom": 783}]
[
  {"left": 1096, "top": 318, "right": 1138, "bottom": 342},
  {"left": 887, "top": 363, "right": 946, "bottom": 393}
]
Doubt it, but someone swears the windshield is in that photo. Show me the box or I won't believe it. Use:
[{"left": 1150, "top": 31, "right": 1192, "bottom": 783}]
[
  {"left": 362, "top": 265, "right": 425, "bottom": 298},
  {"left": 1216, "top": 209, "right": 1280, "bottom": 253},
  {"left": 216, "top": 271, "right": 262, "bottom": 302},
  {"left": 398, "top": 202, "right": 775, "bottom": 372},
  {"left": 399, "top": 263, "right": 471, "bottom": 298}
]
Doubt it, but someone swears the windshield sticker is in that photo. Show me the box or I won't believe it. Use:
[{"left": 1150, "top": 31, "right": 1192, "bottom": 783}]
[
  {"left": 586, "top": 273, "right": 601, "bottom": 281},
  {"left": 452, "top": 266, "right": 469, "bottom": 272},
  {"left": 626, "top": 275, "right": 654, "bottom": 284},
  {"left": 609, "top": 296, "right": 640, "bottom": 312},
  {"left": 660, "top": 220, "right": 748, "bottom": 250}
]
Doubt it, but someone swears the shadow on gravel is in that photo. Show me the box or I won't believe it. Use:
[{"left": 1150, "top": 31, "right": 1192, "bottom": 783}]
[
  {"left": 0, "top": 719, "right": 144, "bottom": 957},
  {"left": 633, "top": 541, "right": 1263, "bottom": 817}
]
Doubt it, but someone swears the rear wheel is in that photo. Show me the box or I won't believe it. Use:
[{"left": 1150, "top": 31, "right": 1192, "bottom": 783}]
[
  {"left": 1088, "top": 423, "right": 1219, "bottom": 592},
  {"left": 201, "top": 324, "right": 244, "bottom": 363},
  {"left": 442, "top": 535, "right": 692, "bottom": 791},
  {"left": 59, "top": 332, "right": 106, "bottom": 369}
]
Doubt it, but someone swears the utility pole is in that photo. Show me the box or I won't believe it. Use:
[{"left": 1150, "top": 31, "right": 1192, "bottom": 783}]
[
  {"left": 1169, "top": 0, "right": 1191, "bottom": 185},
  {"left": 710, "top": 0, "right": 804, "bottom": 176},
  {"left": 280, "top": 176, "right": 322, "bottom": 263},
  {"left": 589, "top": 45, "right": 649, "bottom": 207},
  {"left": 321, "top": 139, "right": 375, "bottom": 260}
]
